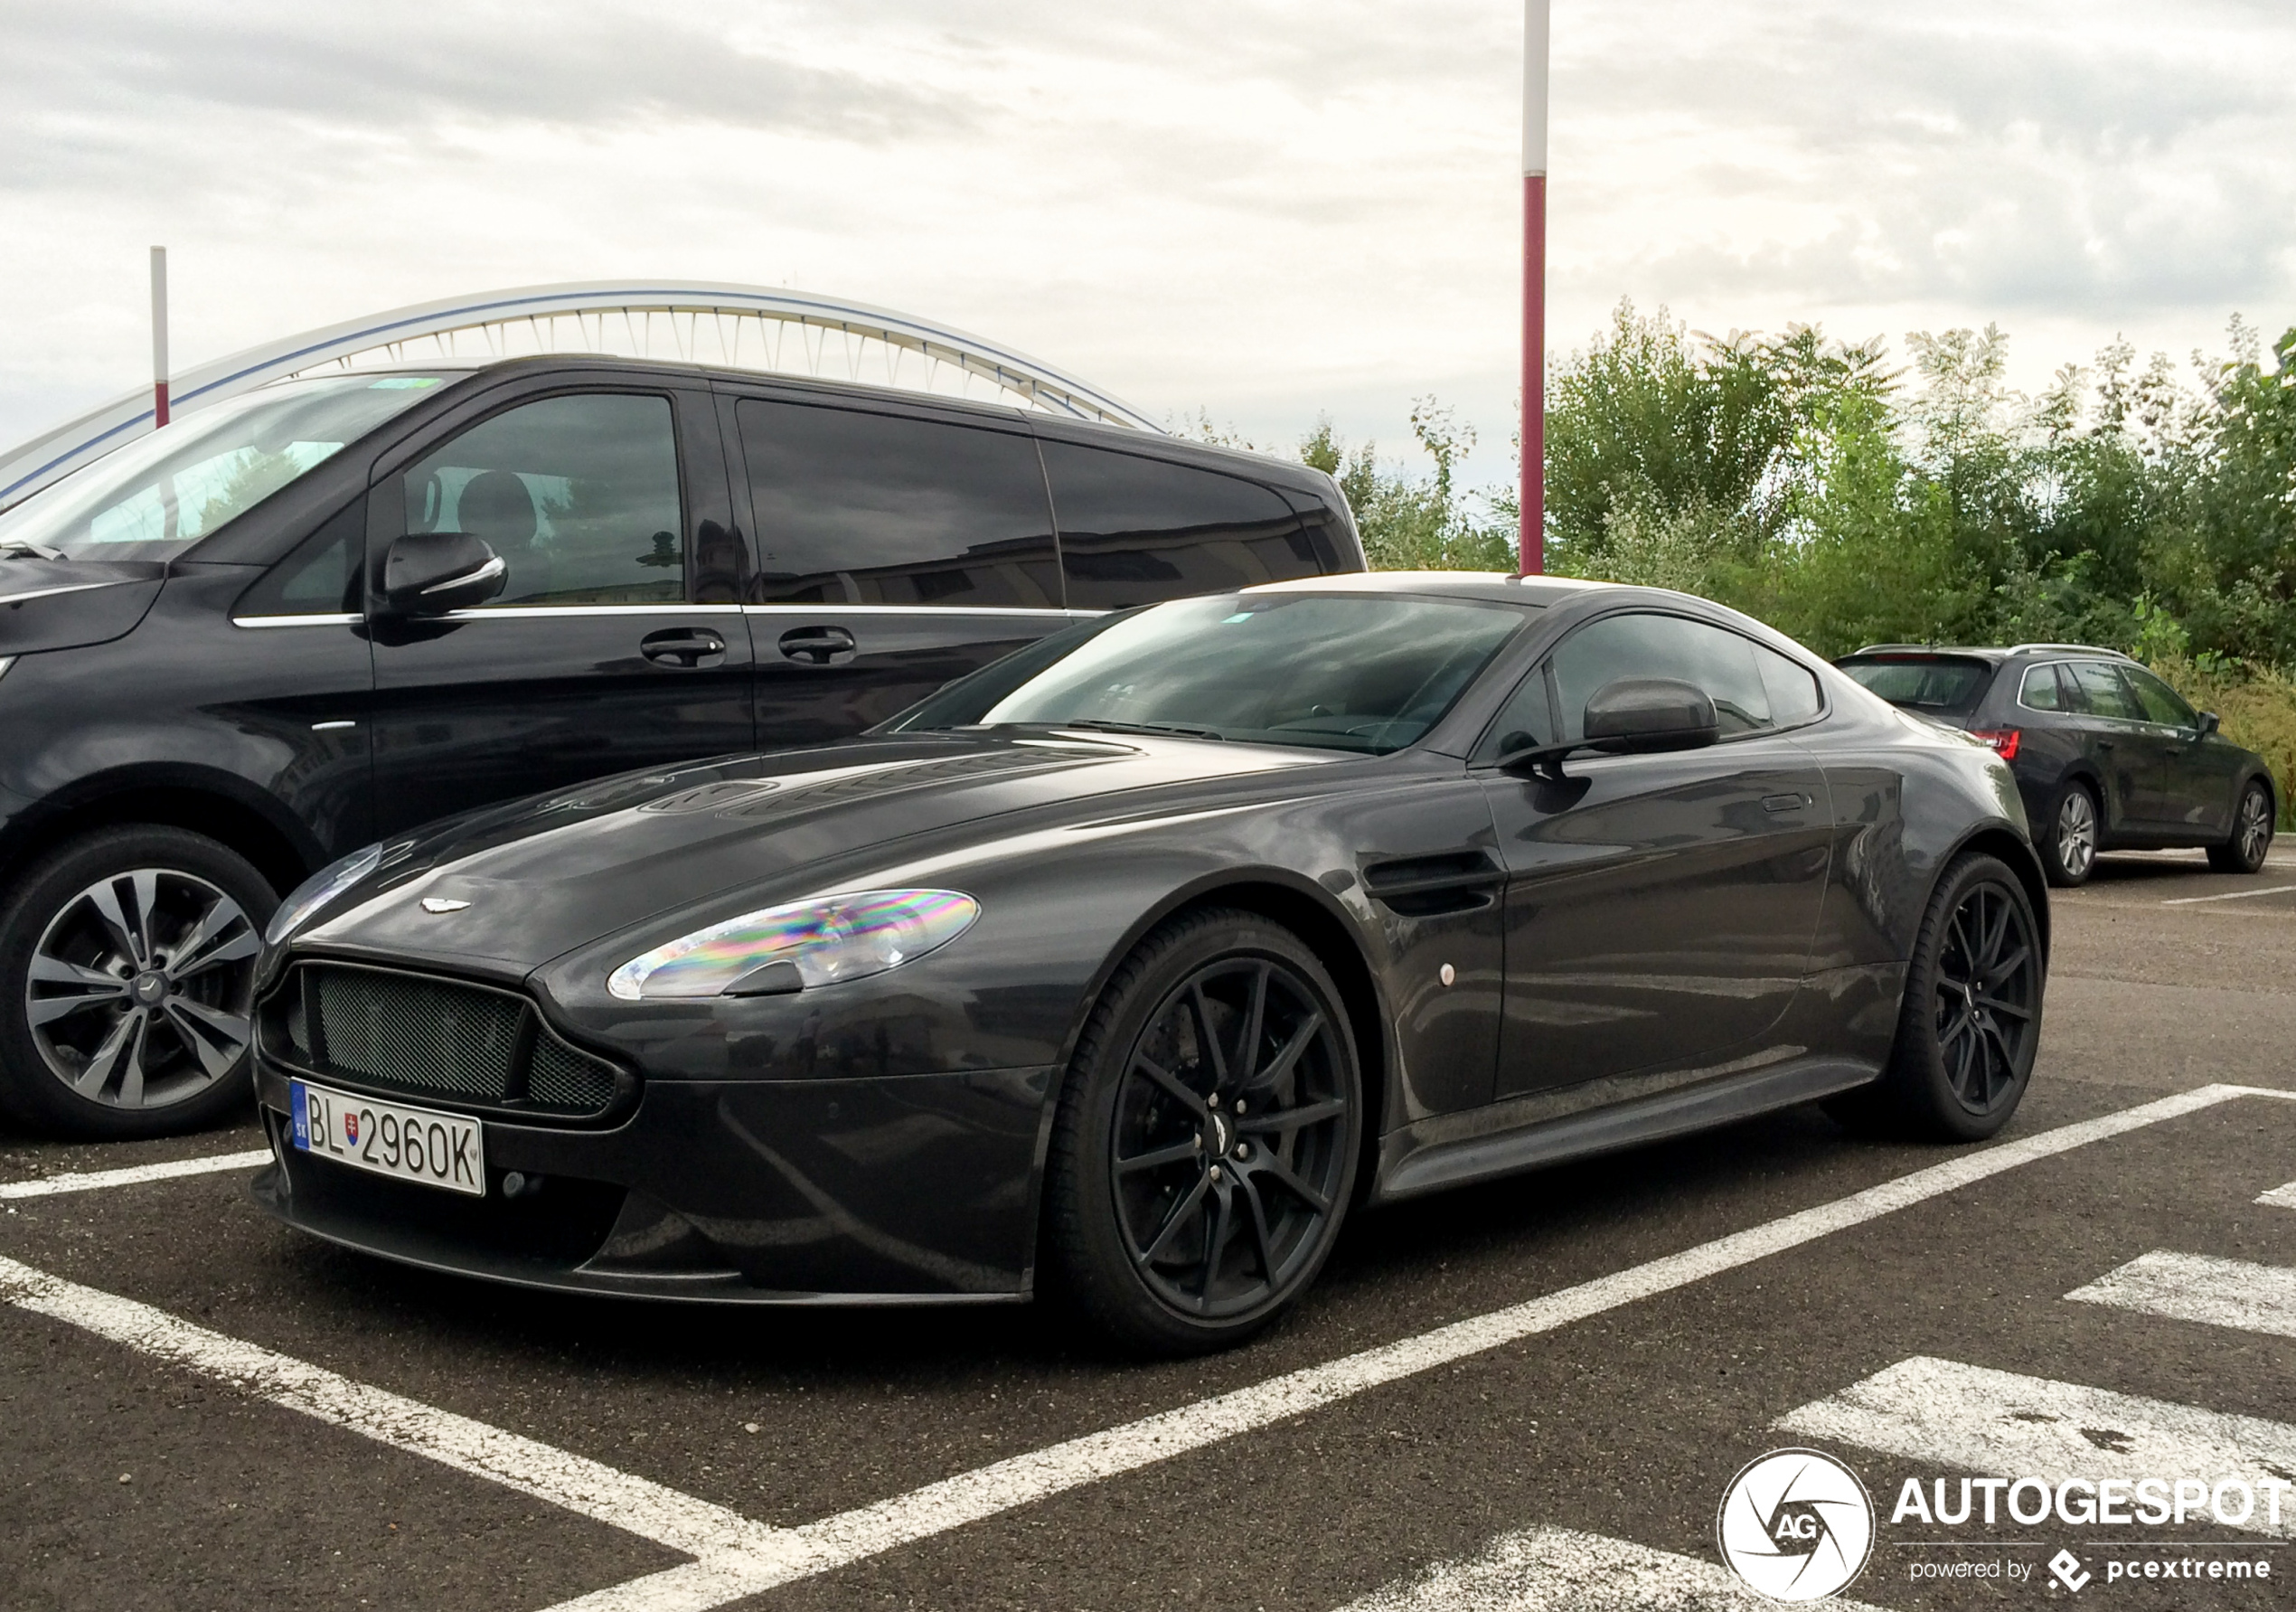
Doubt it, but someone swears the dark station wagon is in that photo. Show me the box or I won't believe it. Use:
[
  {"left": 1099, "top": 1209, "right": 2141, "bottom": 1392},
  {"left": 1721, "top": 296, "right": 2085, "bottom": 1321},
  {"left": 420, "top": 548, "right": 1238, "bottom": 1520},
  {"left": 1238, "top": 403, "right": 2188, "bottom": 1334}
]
[
  {"left": 1836, "top": 643, "right": 2277, "bottom": 888},
  {"left": 0, "top": 356, "right": 1363, "bottom": 1136}
]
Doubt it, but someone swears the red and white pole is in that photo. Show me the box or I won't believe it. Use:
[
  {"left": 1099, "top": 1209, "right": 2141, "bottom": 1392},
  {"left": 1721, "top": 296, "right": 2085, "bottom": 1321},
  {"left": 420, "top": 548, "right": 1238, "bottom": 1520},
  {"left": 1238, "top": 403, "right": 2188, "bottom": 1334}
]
[
  {"left": 149, "top": 246, "right": 170, "bottom": 429},
  {"left": 1519, "top": 0, "right": 1548, "bottom": 575}
]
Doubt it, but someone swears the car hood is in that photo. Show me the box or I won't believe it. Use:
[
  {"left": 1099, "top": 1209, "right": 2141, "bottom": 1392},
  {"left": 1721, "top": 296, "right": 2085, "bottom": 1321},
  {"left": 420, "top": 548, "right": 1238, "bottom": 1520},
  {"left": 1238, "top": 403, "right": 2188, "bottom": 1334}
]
[
  {"left": 0, "top": 558, "right": 167, "bottom": 655},
  {"left": 295, "top": 731, "right": 1345, "bottom": 976}
]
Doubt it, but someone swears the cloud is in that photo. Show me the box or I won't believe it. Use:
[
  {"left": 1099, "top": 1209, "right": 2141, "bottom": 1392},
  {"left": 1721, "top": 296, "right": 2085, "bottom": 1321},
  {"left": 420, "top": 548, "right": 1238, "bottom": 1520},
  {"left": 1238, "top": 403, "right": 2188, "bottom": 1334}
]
[{"left": 0, "top": 0, "right": 2291, "bottom": 488}]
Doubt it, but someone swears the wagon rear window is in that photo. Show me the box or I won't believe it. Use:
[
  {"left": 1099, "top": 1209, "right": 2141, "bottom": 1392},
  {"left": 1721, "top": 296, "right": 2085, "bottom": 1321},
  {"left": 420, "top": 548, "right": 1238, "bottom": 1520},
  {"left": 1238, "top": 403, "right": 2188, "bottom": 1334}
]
[{"left": 1839, "top": 655, "right": 1993, "bottom": 714}]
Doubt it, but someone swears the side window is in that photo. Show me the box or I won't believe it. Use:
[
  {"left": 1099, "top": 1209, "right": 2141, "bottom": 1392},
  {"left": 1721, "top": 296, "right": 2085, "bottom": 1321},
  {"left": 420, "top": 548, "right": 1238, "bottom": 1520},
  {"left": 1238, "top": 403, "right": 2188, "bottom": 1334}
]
[
  {"left": 402, "top": 394, "right": 683, "bottom": 608},
  {"left": 1548, "top": 612, "right": 1772, "bottom": 741},
  {"left": 236, "top": 499, "right": 363, "bottom": 617},
  {"left": 1754, "top": 644, "right": 1822, "bottom": 726},
  {"left": 737, "top": 401, "right": 1059, "bottom": 608},
  {"left": 2020, "top": 664, "right": 2065, "bottom": 711},
  {"left": 1476, "top": 669, "right": 1557, "bottom": 760},
  {"left": 1041, "top": 442, "right": 1312, "bottom": 610},
  {"left": 2067, "top": 661, "right": 2145, "bottom": 721},
  {"left": 2123, "top": 666, "right": 2198, "bottom": 728}
]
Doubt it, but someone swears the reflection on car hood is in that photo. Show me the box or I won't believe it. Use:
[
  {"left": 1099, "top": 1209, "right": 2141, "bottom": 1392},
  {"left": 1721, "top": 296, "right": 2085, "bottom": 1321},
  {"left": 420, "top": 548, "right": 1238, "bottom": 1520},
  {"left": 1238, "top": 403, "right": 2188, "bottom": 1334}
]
[
  {"left": 298, "top": 731, "right": 1340, "bottom": 973},
  {"left": 0, "top": 558, "right": 166, "bottom": 655}
]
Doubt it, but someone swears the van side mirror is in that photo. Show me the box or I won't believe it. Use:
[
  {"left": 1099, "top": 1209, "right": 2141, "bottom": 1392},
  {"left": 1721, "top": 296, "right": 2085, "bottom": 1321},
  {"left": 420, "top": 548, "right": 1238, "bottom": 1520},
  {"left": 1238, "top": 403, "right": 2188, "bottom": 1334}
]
[
  {"left": 381, "top": 533, "right": 506, "bottom": 616},
  {"left": 1582, "top": 677, "right": 1720, "bottom": 755}
]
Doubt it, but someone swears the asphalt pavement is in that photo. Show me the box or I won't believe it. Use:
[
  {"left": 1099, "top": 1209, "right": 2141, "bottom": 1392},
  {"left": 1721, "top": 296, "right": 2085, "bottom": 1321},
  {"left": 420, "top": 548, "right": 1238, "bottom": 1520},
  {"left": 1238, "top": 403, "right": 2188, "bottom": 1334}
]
[{"left": 4, "top": 849, "right": 2293, "bottom": 1611}]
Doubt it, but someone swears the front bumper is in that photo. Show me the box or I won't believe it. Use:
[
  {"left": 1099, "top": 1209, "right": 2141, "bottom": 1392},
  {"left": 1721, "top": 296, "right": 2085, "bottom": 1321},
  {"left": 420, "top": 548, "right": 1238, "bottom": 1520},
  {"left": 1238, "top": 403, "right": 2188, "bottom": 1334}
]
[{"left": 251, "top": 1059, "right": 1055, "bottom": 1304}]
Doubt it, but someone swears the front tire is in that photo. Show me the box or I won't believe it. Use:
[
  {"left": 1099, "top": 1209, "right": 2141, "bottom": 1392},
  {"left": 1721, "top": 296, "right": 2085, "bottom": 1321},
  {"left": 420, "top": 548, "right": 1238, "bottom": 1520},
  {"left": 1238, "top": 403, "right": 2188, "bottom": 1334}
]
[
  {"left": 1831, "top": 853, "right": 2043, "bottom": 1142},
  {"left": 2038, "top": 779, "right": 2098, "bottom": 888},
  {"left": 0, "top": 827, "right": 276, "bottom": 1138},
  {"left": 1042, "top": 909, "right": 1362, "bottom": 1355},
  {"left": 2207, "top": 779, "right": 2275, "bottom": 874}
]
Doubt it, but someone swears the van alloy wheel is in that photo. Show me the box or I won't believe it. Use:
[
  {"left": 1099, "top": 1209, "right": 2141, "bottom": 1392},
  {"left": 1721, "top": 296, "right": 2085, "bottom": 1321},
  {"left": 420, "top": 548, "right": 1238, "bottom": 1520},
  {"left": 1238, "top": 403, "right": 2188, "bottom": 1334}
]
[{"left": 26, "top": 868, "right": 259, "bottom": 1110}]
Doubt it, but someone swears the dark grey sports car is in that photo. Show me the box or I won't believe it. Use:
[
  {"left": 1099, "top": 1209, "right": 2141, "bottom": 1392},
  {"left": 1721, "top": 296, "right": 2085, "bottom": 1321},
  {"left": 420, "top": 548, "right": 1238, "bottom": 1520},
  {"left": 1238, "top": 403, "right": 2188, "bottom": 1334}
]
[{"left": 247, "top": 573, "right": 2048, "bottom": 1353}]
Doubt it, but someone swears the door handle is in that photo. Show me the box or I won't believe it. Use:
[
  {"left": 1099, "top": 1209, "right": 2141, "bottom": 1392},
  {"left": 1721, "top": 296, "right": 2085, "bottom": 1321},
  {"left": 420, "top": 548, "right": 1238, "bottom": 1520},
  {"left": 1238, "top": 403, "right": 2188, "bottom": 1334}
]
[
  {"left": 778, "top": 626, "right": 858, "bottom": 666},
  {"left": 2096, "top": 739, "right": 2115, "bottom": 750},
  {"left": 1762, "top": 793, "right": 1810, "bottom": 814},
  {"left": 640, "top": 627, "right": 727, "bottom": 669}
]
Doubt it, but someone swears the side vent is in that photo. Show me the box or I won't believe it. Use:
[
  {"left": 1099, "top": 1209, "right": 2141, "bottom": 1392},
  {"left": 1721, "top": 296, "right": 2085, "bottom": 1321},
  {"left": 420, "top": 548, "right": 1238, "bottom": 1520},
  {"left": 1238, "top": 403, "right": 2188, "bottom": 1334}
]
[{"left": 1361, "top": 851, "right": 1503, "bottom": 917}]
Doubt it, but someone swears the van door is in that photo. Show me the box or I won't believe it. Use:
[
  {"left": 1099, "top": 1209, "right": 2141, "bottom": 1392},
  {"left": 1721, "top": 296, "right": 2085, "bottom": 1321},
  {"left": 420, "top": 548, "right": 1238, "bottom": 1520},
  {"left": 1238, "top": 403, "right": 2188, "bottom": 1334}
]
[
  {"left": 364, "top": 387, "right": 756, "bottom": 835},
  {"left": 731, "top": 396, "right": 1067, "bottom": 741}
]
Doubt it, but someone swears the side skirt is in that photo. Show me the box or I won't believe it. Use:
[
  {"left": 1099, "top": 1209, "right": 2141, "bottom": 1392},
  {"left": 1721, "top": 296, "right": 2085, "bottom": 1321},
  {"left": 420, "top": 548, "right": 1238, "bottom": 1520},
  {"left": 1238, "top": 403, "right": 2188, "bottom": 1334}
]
[{"left": 1370, "top": 1054, "right": 1878, "bottom": 1204}]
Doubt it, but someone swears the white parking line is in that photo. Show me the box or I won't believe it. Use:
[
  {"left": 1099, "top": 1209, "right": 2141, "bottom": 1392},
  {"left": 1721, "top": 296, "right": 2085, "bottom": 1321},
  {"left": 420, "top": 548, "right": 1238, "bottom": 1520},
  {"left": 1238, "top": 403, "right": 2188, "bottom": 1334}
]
[
  {"left": 0, "top": 1253, "right": 804, "bottom": 1568},
  {"left": 1328, "top": 1524, "right": 1889, "bottom": 1612},
  {"left": 0, "top": 1147, "right": 273, "bottom": 1200},
  {"left": 2162, "top": 885, "right": 2296, "bottom": 907},
  {"left": 544, "top": 1083, "right": 2296, "bottom": 1611},
  {"left": 7, "top": 1084, "right": 2290, "bottom": 1612},
  {"left": 2260, "top": 1179, "right": 2296, "bottom": 1209},
  {"left": 1776, "top": 1357, "right": 2296, "bottom": 1536},
  {"left": 2067, "top": 1250, "right": 2296, "bottom": 1340}
]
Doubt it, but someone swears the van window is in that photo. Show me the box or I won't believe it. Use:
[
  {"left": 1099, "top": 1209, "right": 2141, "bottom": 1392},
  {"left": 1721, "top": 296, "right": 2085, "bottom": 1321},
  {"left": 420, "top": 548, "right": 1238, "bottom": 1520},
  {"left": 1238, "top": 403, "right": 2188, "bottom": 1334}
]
[
  {"left": 736, "top": 401, "right": 1059, "bottom": 608},
  {"left": 1041, "top": 442, "right": 1314, "bottom": 610},
  {"left": 235, "top": 499, "right": 364, "bottom": 617},
  {"left": 403, "top": 393, "right": 684, "bottom": 607}
]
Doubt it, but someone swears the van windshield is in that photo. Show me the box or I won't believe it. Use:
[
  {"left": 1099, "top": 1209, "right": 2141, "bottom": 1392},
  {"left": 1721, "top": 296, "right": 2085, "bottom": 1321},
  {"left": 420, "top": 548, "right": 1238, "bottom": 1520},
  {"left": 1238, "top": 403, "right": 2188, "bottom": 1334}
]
[{"left": 0, "top": 375, "right": 449, "bottom": 563}]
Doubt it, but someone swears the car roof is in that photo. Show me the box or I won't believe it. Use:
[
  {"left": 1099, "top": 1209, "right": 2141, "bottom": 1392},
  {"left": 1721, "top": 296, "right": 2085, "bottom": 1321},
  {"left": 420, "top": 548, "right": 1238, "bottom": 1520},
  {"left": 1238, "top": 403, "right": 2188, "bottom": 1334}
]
[
  {"left": 1246, "top": 570, "right": 1608, "bottom": 608},
  {"left": 1840, "top": 643, "right": 2134, "bottom": 663}
]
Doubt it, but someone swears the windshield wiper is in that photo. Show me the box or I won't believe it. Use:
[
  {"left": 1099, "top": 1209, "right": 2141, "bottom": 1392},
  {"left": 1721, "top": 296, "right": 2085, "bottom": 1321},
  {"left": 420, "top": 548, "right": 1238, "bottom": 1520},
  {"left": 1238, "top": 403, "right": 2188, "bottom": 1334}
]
[
  {"left": 1030, "top": 718, "right": 1227, "bottom": 742},
  {"left": 0, "top": 539, "right": 65, "bottom": 561}
]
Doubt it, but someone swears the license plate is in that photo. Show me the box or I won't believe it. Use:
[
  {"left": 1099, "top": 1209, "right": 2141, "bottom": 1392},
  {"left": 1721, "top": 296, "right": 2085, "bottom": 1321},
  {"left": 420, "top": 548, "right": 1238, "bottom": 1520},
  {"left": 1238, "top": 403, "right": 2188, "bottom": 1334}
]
[{"left": 290, "top": 1079, "right": 485, "bottom": 1197}]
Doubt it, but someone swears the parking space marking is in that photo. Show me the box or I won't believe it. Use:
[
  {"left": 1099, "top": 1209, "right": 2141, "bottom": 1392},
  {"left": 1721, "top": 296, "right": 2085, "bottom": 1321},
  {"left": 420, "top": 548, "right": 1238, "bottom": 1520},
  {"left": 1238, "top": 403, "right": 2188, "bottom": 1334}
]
[
  {"left": 2161, "top": 885, "right": 2296, "bottom": 907},
  {"left": 2067, "top": 1250, "right": 2296, "bottom": 1340},
  {"left": 541, "top": 1083, "right": 2296, "bottom": 1611},
  {"left": 0, "top": 1147, "right": 272, "bottom": 1200},
  {"left": 2261, "top": 1179, "right": 2296, "bottom": 1209},
  {"left": 1777, "top": 1358, "right": 2296, "bottom": 1535},
  {"left": 1328, "top": 1524, "right": 1890, "bottom": 1612},
  {"left": 0, "top": 1252, "right": 803, "bottom": 1568}
]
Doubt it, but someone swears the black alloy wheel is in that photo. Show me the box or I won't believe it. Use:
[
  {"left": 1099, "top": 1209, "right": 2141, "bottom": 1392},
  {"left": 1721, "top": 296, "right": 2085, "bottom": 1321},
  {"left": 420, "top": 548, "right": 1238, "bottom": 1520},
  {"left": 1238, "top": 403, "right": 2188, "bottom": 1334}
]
[
  {"left": 2209, "top": 779, "right": 2275, "bottom": 874},
  {"left": 0, "top": 826, "right": 275, "bottom": 1137},
  {"left": 1831, "top": 852, "right": 2043, "bottom": 1142},
  {"left": 2041, "top": 780, "right": 2097, "bottom": 888},
  {"left": 1045, "top": 909, "right": 1361, "bottom": 1353}
]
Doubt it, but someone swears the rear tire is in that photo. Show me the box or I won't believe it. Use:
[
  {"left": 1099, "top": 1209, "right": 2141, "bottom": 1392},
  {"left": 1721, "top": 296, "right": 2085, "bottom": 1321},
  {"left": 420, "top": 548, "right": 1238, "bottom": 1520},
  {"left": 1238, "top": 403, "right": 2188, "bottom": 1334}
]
[
  {"left": 2037, "top": 780, "right": 2098, "bottom": 888},
  {"left": 2207, "top": 779, "right": 2274, "bottom": 874},
  {"left": 1828, "top": 853, "right": 2043, "bottom": 1143},
  {"left": 1041, "top": 908, "right": 1361, "bottom": 1355},
  {"left": 0, "top": 827, "right": 276, "bottom": 1139}
]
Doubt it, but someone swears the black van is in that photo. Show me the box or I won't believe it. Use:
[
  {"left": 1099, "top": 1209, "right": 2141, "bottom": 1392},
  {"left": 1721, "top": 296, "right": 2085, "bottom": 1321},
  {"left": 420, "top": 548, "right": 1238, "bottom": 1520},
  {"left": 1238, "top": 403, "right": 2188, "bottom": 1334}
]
[{"left": 0, "top": 356, "right": 1364, "bottom": 1136}]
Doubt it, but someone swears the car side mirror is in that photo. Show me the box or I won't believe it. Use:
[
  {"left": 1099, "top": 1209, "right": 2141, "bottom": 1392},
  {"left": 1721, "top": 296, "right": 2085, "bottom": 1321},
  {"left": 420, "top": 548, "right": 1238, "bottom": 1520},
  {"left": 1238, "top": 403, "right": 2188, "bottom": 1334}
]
[
  {"left": 2197, "top": 711, "right": 2221, "bottom": 739},
  {"left": 1582, "top": 677, "right": 1720, "bottom": 755},
  {"left": 381, "top": 532, "right": 506, "bottom": 616}
]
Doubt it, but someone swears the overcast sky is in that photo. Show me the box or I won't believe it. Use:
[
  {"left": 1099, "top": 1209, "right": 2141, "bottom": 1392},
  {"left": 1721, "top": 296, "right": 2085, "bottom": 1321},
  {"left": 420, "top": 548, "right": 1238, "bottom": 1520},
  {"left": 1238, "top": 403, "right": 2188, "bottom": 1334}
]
[{"left": 3, "top": 0, "right": 2291, "bottom": 493}]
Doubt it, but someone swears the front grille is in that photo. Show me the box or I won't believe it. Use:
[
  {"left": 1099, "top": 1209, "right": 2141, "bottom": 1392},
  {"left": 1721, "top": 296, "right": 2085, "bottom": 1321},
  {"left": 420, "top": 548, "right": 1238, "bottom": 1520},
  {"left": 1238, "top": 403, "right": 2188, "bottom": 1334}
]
[{"left": 273, "top": 963, "right": 625, "bottom": 1120}]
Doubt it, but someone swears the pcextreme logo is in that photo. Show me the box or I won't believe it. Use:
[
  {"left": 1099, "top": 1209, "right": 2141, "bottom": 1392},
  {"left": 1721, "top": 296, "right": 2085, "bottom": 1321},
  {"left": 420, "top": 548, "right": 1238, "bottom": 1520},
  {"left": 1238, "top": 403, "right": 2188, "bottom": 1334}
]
[{"left": 1717, "top": 1447, "right": 1877, "bottom": 1602}]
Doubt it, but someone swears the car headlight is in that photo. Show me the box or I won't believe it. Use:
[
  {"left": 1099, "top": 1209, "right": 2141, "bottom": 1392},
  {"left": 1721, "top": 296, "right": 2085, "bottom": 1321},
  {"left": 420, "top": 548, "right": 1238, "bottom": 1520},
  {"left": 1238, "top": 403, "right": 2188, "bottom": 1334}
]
[
  {"left": 266, "top": 842, "right": 383, "bottom": 945},
  {"left": 608, "top": 889, "right": 980, "bottom": 1001}
]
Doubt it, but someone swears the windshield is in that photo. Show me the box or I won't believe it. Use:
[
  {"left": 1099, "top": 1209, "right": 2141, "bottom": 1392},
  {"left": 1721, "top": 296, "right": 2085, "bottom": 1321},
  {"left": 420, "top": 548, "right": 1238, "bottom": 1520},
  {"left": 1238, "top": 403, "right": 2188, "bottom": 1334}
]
[
  {"left": 1839, "top": 655, "right": 1994, "bottom": 714},
  {"left": 908, "top": 592, "right": 1529, "bottom": 754},
  {"left": 0, "top": 375, "right": 450, "bottom": 562}
]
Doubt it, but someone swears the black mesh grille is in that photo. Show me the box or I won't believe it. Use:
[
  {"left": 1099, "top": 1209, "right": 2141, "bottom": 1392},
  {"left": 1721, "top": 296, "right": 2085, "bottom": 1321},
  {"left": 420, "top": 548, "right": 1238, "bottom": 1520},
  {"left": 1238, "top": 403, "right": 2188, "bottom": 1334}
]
[
  {"left": 286, "top": 965, "right": 623, "bottom": 1119},
  {"left": 315, "top": 968, "right": 524, "bottom": 1098},
  {"left": 527, "top": 1033, "right": 618, "bottom": 1111}
]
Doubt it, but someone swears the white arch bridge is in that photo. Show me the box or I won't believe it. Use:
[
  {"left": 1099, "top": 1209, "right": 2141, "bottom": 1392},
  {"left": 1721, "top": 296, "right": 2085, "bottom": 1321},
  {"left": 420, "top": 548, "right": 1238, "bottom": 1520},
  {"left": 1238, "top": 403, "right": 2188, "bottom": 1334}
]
[{"left": 0, "top": 281, "right": 1159, "bottom": 510}]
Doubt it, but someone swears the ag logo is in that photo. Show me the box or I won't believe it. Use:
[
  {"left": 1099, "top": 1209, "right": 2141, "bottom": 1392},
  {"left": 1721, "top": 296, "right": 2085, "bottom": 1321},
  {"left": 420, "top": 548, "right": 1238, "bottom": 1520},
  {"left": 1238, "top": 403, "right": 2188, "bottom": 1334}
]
[{"left": 1716, "top": 1447, "right": 1875, "bottom": 1601}]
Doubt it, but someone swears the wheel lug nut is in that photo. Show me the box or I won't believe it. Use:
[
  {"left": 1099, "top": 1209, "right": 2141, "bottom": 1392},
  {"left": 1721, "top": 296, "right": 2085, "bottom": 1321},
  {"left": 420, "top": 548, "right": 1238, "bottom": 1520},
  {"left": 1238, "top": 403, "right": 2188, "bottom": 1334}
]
[
  {"left": 1234, "top": 1099, "right": 1246, "bottom": 1115},
  {"left": 1208, "top": 1092, "right": 1219, "bottom": 1108},
  {"left": 1209, "top": 1165, "right": 1223, "bottom": 1182},
  {"left": 1232, "top": 1144, "right": 1248, "bottom": 1161}
]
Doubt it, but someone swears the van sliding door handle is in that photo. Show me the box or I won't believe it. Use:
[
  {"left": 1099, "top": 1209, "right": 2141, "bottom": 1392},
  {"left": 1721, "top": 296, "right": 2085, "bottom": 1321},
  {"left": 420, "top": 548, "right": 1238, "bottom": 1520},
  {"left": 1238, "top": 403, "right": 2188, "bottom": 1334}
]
[{"left": 778, "top": 626, "right": 857, "bottom": 666}]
